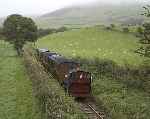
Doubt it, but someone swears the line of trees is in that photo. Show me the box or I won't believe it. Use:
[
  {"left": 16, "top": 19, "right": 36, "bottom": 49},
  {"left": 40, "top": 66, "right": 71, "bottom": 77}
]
[{"left": 37, "top": 26, "right": 68, "bottom": 38}]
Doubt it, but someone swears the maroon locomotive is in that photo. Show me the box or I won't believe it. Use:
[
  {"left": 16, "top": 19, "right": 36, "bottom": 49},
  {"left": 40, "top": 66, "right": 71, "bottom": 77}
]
[{"left": 36, "top": 48, "right": 91, "bottom": 98}]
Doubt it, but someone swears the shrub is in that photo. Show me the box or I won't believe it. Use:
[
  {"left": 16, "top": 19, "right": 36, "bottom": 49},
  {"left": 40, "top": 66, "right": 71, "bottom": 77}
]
[
  {"left": 105, "top": 26, "right": 111, "bottom": 30},
  {"left": 56, "top": 26, "right": 68, "bottom": 32},
  {"left": 37, "top": 27, "right": 68, "bottom": 38},
  {"left": 110, "top": 24, "right": 115, "bottom": 29},
  {"left": 37, "top": 28, "right": 56, "bottom": 38},
  {"left": 137, "top": 26, "right": 143, "bottom": 35},
  {"left": 122, "top": 27, "right": 129, "bottom": 33}
]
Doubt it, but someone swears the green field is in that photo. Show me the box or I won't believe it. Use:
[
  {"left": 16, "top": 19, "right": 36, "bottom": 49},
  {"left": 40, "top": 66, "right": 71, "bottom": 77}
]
[
  {"left": 0, "top": 41, "right": 40, "bottom": 119},
  {"left": 36, "top": 26, "right": 149, "bottom": 66},
  {"left": 36, "top": 26, "right": 150, "bottom": 119}
]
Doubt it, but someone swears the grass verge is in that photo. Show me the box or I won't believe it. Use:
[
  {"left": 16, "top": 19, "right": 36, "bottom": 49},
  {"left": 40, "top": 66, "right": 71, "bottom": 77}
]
[
  {"left": 77, "top": 57, "right": 150, "bottom": 119},
  {"left": 0, "top": 41, "right": 40, "bottom": 119}
]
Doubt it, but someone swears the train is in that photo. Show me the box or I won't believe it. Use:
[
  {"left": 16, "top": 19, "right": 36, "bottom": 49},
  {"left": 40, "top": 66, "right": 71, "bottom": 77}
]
[{"left": 36, "top": 48, "right": 91, "bottom": 98}]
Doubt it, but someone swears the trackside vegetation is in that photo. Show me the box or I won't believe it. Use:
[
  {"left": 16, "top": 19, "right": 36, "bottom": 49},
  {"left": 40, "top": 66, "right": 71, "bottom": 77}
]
[
  {"left": 0, "top": 40, "right": 40, "bottom": 119},
  {"left": 76, "top": 57, "right": 150, "bottom": 119},
  {"left": 23, "top": 46, "right": 87, "bottom": 119},
  {"left": 36, "top": 26, "right": 150, "bottom": 119}
]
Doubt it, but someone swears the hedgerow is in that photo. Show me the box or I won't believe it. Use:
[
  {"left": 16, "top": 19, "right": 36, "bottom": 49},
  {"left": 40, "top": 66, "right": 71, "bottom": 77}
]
[{"left": 23, "top": 47, "right": 87, "bottom": 119}]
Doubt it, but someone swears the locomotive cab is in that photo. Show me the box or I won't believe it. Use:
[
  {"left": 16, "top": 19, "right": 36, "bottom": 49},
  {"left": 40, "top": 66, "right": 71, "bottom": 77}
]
[{"left": 64, "top": 71, "right": 91, "bottom": 98}]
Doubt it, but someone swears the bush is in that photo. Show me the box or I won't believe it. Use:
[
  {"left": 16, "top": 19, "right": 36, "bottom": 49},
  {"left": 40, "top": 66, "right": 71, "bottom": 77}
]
[
  {"left": 56, "top": 26, "right": 68, "bottom": 32},
  {"left": 105, "top": 26, "right": 112, "bottom": 30},
  {"left": 122, "top": 27, "right": 129, "bottom": 33},
  {"left": 37, "top": 28, "right": 56, "bottom": 38},
  {"left": 110, "top": 24, "right": 115, "bottom": 29},
  {"left": 137, "top": 26, "right": 143, "bottom": 35},
  {"left": 37, "top": 27, "right": 68, "bottom": 38}
]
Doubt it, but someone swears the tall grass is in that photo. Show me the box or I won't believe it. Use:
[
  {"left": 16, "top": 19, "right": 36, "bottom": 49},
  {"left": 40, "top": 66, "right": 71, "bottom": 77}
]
[
  {"left": 75, "top": 57, "right": 150, "bottom": 119},
  {"left": 0, "top": 41, "right": 40, "bottom": 119}
]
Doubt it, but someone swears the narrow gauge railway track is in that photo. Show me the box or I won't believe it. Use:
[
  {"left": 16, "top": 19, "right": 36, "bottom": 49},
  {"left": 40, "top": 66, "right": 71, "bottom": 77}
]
[
  {"left": 30, "top": 49, "right": 105, "bottom": 119},
  {"left": 36, "top": 60, "right": 105, "bottom": 119},
  {"left": 76, "top": 97, "right": 105, "bottom": 119}
]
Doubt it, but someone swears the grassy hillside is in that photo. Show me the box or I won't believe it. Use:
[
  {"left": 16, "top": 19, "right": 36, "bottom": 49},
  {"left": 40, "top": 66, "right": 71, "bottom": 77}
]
[
  {"left": 36, "top": 27, "right": 150, "bottom": 119},
  {"left": 36, "top": 26, "right": 148, "bottom": 66},
  {"left": 0, "top": 41, "right": 40, "bottom": 119},
  {"left": 35, "top": 2, "right": 145, "bottom": 28}
]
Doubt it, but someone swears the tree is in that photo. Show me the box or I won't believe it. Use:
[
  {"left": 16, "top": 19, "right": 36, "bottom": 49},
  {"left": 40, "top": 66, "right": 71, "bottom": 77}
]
[
  {"left": 3, "top": 14, "right": 37, "bottom": 56},
  {"left": 142, "top": 5, "right": 150, "bottom": 17},
  {"left": 105, "top": 26, "right": 111, "bottom": 30},
  {"left": 142, "top": 23, "right": 150, "bottom": 44},
  {"left": 0, "top": 27, "right": 3, "bottom": 37},
  {"left": 0, "top": 27, "right": 3, "bottom": 44},
  {"left": 136, "top": 5, "right": 150, "bottom": 57},
  {"left": 110, "top": 24, "right": 115, "bottom": 29},
  {"left": 137, "top": 26, "right": 143, "bottom": 35}
]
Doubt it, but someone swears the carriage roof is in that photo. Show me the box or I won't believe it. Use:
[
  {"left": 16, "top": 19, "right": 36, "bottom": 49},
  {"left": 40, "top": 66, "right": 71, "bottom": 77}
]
[
  {"left": 48, "top": 55, "right": 78, "bottom": 64},
  {"left": 43, "top": 52, "right": 58, "bottom": 57},
  {"left": 37, "top": 48, "right": 49, "bottom": 53}
]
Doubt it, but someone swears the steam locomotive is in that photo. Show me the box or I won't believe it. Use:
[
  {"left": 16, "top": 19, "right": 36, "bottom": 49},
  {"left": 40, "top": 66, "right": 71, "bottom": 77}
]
[{"left": 36, "top": 48, "right": 91, "bottom": 98}]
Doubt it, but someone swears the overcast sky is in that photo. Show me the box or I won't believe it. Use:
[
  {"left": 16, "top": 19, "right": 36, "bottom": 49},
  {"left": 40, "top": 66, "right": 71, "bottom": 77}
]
[{"left": 0, "top": 0, "right": 146, "bottom": 17}]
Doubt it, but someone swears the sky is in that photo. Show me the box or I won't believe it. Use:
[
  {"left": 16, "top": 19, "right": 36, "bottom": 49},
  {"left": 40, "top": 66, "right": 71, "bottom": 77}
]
[{"left": 0, "top": 0, "right": 146, "bottom": 17}]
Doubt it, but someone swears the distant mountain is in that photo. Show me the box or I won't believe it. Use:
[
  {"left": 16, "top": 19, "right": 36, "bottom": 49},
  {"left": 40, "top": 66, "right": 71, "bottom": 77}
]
[{"left": 35, "top": 2, "right": 148, "bottom": 28}]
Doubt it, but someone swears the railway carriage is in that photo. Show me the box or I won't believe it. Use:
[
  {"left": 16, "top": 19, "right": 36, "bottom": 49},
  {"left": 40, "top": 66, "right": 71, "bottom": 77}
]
[
  {"left": 36, "top": 48, "right": 49, "bottom": 61},
  {"left": 36, "top": 48, "right": 91, "bottom": 98},
  {"left": 41, "top": 52, "right": 59, "bottom": 69},
  {"left": 47, "top": 55, "right": 80, "bottom": 82}
]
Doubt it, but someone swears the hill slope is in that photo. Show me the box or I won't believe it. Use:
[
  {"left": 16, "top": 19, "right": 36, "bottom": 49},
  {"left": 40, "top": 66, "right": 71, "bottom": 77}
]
[
  {"left": 36, "top": 26, "right": 149, "bottom": 66},
  {"left": 35, "top": 2, "right": 146, "bottom": 28}
]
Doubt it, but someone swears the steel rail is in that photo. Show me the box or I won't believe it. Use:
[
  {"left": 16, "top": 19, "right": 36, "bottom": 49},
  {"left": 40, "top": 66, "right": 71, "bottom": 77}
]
[{"left": 87, "top": 104, "right": 104, "bottom": 119}]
